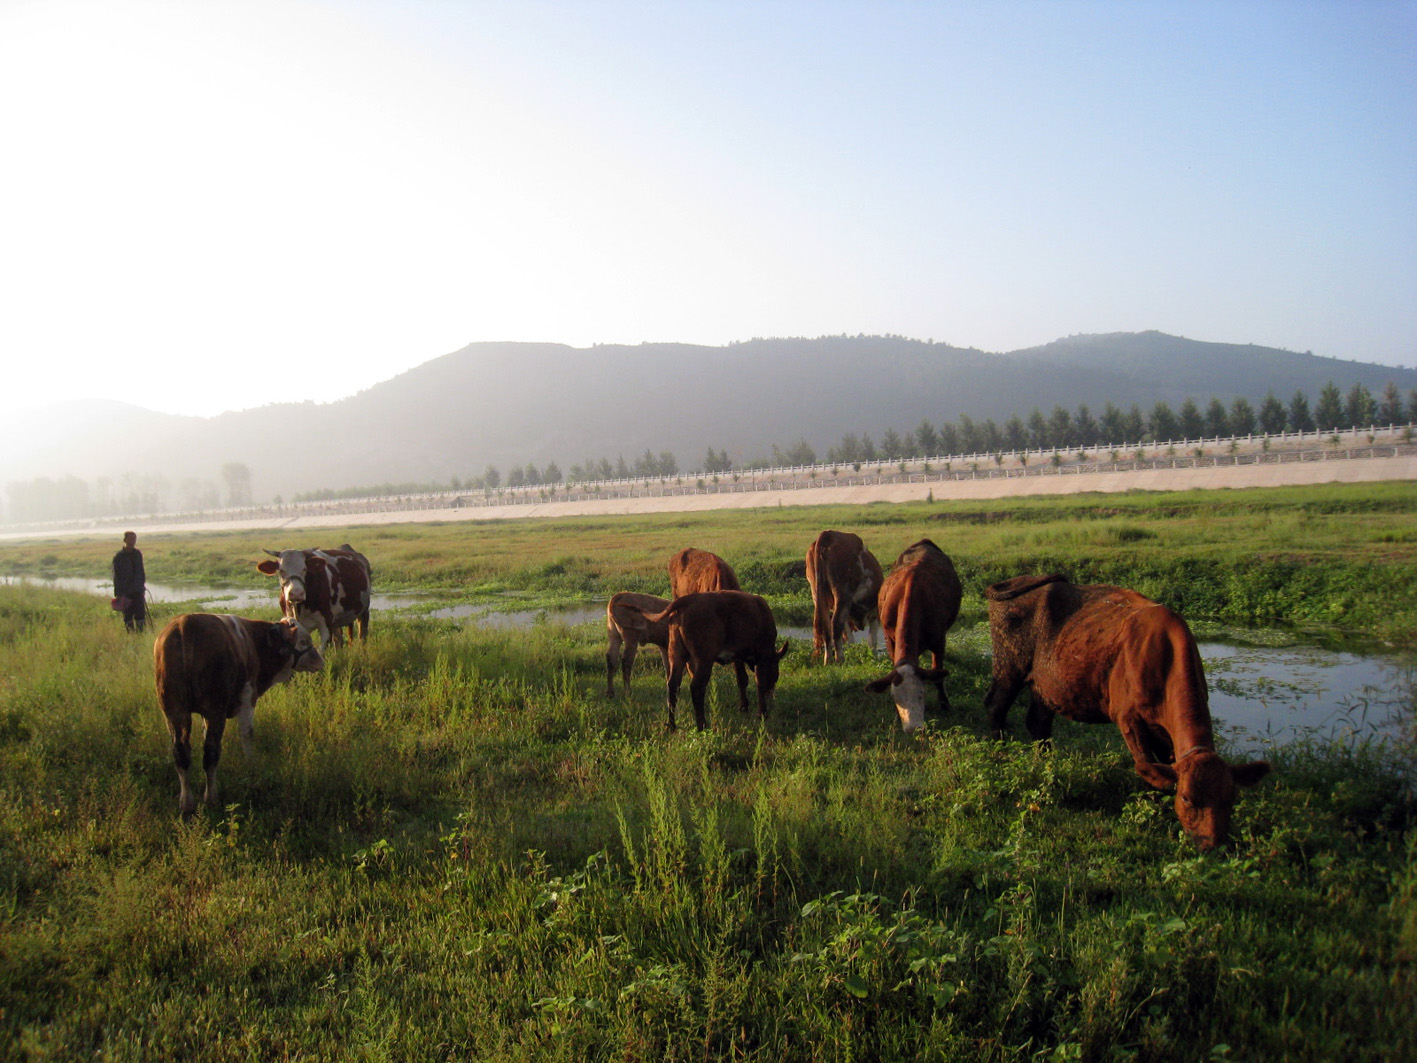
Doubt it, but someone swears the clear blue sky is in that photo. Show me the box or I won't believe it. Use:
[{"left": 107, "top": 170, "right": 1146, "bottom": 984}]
[{"left": 2, "top": 0, "right": 1412, "bottom": 417}]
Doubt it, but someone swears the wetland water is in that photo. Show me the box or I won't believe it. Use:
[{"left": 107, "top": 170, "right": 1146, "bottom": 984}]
[{"left": 8, "top": 577, "right": 1410, "bottom": 751}]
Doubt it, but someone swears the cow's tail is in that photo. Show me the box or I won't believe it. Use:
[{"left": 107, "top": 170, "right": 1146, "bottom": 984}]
[{"left": 810, "top": 543, "right": 834, "bottom": 648}]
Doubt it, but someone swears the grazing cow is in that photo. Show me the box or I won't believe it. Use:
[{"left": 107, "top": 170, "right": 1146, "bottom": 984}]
[
  {"left": 154, "top": 613, "right": 324, "bottom": 814},
  {"left": 983, "top": 574, "right": 1272, "bottom": 849},
  {"left": 256, "top": 544, "right": 371, "bottom": 647},
  {"left": 605, "top": 591, "right": 671, "bottom": 697},
  {"left": 806, "top": 530, "right": 883, "bottom": 663},
  {"left": 620, "top": 591, "right": 789, "bottom": 731},
  {"left": 864, "top": 539, "right": 962, "bottom": 732},
  {"left": 668, "top": 547, "right": 741, "bottom": 596}
]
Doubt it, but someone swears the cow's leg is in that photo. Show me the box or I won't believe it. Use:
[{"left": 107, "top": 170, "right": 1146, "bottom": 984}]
[
  {"left": 689, "top": 663, "right": 713, "bottom": 731},
  {"left": 755, "top": 665, "right": 773, "bottom": 719},
  {"left": 733, "top": 661, "right": 751, "bottom": 711},
  {"left": 621, "top": 639, "right": 640, "bottom": 698},
  {"left": 236, "top": 682, "right": 257, "bottom": 759},
  {"left": 356, "top": 609, "right": 370, "bottom": 641},
  {"left": 605, "top": 628, "right": 623, "bottom": 697},
  {"left": 929, "top": 646, "right": 950, "bottom": 713},
  {"left": 1024, "top": 691, "right": 1055, "bottom": 743},
  {"left": 830, "top": 597, "right": 849, "bottom": 663},
  {"left": 665, "top": 654, "right": 686, "bottom": 731},
  {"left": 985, "top": 675, "right": 1026, "bottom": 737},
  {"left": 1117, "top": 714, "right": 1168, "bottom": 777},
  {"left": 166, "top": 710, "right": 197, "bottom": 816},
  {"left": 201, "top": 713, "right": 227, "bottom": 809}
]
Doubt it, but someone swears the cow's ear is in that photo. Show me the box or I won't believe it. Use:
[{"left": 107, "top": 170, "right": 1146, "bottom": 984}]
[
  {"left": 1231, "top": 761, "right": 1272, "bottom": 787},
  {"left": 306, "top": 556, "right": 327, "bottom": 572},
  {"left": 257, "top": 560, "right": 280, "bottom": 575},
  {"left": 776, "top": 639, "right": 789, "bottom": 659},
  {"left": 864, "top": 672, "right": 897, "bottom": 694},
  {"left": 1134, "top": 762, "right": 1178, "bottom": 790},
  {"left": 265, "top": 624, "right": 293, "bottom": 654}
]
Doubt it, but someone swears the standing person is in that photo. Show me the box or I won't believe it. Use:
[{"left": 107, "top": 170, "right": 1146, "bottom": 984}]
[{"left": 112, "top": 530, "right": 147, "bottom": 632}]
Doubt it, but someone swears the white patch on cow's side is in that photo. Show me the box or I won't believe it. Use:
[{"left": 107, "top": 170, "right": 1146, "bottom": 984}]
[
  {"left": 892, "top": 663, "right": 927, "bottom": 732},
  {"left": 237, "top": 681, "right": 257, "bottom": 758}
]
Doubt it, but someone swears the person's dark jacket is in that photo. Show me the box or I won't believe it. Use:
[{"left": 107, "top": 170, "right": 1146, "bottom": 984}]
[{"left": 113, "top": 547, "right": 146, "bottom": 599}]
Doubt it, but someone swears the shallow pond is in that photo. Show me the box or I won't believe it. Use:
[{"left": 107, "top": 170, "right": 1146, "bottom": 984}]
[{"left": 7, "top": 577, "right": 1410, "bottom": 751}]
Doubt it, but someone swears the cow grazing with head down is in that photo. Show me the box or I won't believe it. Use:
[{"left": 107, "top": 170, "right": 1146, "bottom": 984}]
[
  {"left": 865, "top": 539, "right": 962, "bottom": 732},
  {"left": 983, "top": 574, "right": 1272, "bottom": 850},
  {"left": 605, "top": 591, "right": 671, "bottom": 697},
  {"left": 256, "top": 544, "right": 371, "bottom": 647},
  {"left": 154, "top": 612, "right": 323, "bottom": 814},
  {"left": 619, "top": 591, "right": 788, "bottom": 731},
  {"left": 806, "top": 529, "right": 883, "bottom": 663},
  {"left": 668, "top": 547, "right": 741, "bottom": 596}
]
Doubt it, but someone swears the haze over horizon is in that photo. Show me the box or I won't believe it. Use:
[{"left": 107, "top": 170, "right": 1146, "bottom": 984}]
[{"left": 3, "top": 0, "right": 1413, "bottom": 419}]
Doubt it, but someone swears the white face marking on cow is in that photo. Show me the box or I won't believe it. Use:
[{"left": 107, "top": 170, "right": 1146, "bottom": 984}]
[
  {"left": 892, "top": 663, "right": 927, "bottom": 732},
  {"left": 275, "top": 550, "right": 310, "bottom": 603}
]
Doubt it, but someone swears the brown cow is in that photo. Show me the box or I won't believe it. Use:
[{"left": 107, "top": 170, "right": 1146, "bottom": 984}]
[
  {"left": 154, "top": 612, "right": 324, "bottom": 814},
  {"left": 806, "top": 530, "right": 883, "bottom": 663},
  {"left": 619, "top": 591, "right": 789, "bottom": 731},
  {"left": 983, "top": 574, "right": 1272, "bottom": 849},
  {"left": 864, "top": 539, "right": 962, "bottom": 732},
  {"left": 256, "top": 544, "right": 371, "bottom": 647},
  {"left": 668, "top": 547, "right": 741, "bottom": 596},
  {"left": 605, "top": 591, "right": 671, "bottom": 697}
]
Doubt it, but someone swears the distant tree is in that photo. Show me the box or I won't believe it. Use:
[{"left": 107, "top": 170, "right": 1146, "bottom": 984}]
[
  {"left": 1098, "top": 402, "right": 1125, "bottom": 445},
  {"left": 507, "top": 465, "right": 525, "bottom": 488},
  {"left": 1072, "top": 404, "right": 1099, "bottom": 447},
  {"left": 615, "top": 455, "right": 631, "bottom": 478},
  {"left": 1407, "top": 389, "right": 1417, "bottom": 424},
  {"left": 542, "top": 461, "right": 562, "bottom": 484},
  {"left": 1315, "top": 382, "right": 1345, "bottom": 430},
  {"left": 1287, "top": 391, "right": 1315, "bottom": 433},
  {"left": 773, "top": 438, "right": 816, "bottom": 466},
  {"left": 1258, "top": 392, "right": 1287, "bottom": 434},
  {"left": 1344, "top": 382, "right": 1377, "bottom": 429},
  {"left": 1204, "top": 398, "right": 1230, "bottom": 438},
  {"left": 859, "top": 434, "right": 878, "bottom": 461},
  {"left": 914, "top": 420, "right": 940, "bottom": 457},
  {"left": 221, "top": 462, "right": 253, "bottom": 507},
  {"left": 957, "top": 414, "right": 981, "bottom": 454},
  {"left": 703, "top": 447, "right": 732, "bottom": 473},
  {"left": 1047, "top": 405, "right": 1074, "bottom": 450},
  {"left": 657, "top": 451, "right": 678, "bottom": 477},
  {"left": 1148, "top": 401, "right": 1178, "bottom": 444},
  {"left": 1004, "top": 415, "right": 1027, "bottom": 452},
  {"left": 938, "top": 422, "right": 960, "bottom": 455},
  {"left": 879, "top": 428, "right": 905, "bottom": 459},
  {"left": 1378, "top": 381, "right": 1403, "bottom": 425},
  {"left": 981, "top": 419, "right": 1003, "bottom": 453},
  {"left": 1177, "top": 398, "right": 1204, "bottom": 439},
  {"left": 1026, "top": 408, "right": 1050, "bottom": 450},
  {"left": 483, "top": 465, "right": 500, "bottom": 490},
  {"left": 1228, "top": 396, "right": 1256, "bottom": 437},
  {"left": 1122, "top": 405, "right": 1146, "bottom": 444}
]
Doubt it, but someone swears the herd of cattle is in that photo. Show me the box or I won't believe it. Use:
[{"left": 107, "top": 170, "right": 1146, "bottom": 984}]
[{"left": 151, "top": 534, "right": 1270, "bottom": 849}]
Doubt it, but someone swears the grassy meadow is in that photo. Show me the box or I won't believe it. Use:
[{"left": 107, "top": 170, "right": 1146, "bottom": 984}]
[{"left": 0, "top": 482, "right": 1413, "bottom": 1061}]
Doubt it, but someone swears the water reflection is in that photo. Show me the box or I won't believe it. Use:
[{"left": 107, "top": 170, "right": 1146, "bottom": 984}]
[{"left": 0, "top": 575, "right": 429, "bottom": 614}]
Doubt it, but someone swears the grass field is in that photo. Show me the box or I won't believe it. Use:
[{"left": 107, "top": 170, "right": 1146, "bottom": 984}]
[{"left": 0, "top": 482, "right": 1413, "bottom": 1061}]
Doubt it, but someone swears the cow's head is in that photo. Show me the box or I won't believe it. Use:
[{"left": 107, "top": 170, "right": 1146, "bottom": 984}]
[
  {"left": 267, "top": 616, "right": 325, "bottom": 675},
  {"left": 865, "top": 662, "right": 948, "bottom": 732},
  {"left": 1135, "top": 750, "right": 1272, "bottom": 850},
  {"left": 754, "top": 640, "right": 791, "bottom": 695},
  {"left": 256, "top": 549, "right": 327, "bottom": 607}
]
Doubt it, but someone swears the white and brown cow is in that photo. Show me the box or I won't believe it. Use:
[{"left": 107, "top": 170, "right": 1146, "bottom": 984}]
[
  {"left": 154, "top": 612, "right": 324, "bottom": 814},
  {"left": 605, "top": 591, "right": 671, "bottom": 697},
  {"left": 256, "top": 544, "right": 371, "bottom": 647},
  {"left": 865, "top": 539, "right": 962, "bottom": 732},
  {"left": 806, "top": 529, "right": 883, "bottom": 663}
]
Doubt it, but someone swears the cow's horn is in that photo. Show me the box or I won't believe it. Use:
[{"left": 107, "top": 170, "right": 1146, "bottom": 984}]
[{"left": 263, "top": 549, "right": 281, "bottom": 558}]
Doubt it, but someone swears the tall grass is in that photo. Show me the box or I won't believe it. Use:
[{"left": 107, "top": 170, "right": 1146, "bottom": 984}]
[{"left": 0, "top": 573, "right": 1412, "bottom": 1061}]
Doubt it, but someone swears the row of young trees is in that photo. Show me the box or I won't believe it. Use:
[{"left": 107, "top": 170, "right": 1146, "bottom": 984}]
[
  {"left": 821, "top": 379, "right": 1415, "bottom": 466},
  {"left": 4, "top": 463, "right": 256, "bottom": 525}
]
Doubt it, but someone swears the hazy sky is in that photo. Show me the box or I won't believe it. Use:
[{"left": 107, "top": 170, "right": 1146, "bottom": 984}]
[{"left": 2, "top": 0, "right": 1413, "bottom": 418}]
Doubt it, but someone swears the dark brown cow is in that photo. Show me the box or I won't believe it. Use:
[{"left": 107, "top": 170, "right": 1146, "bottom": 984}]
[
  {"left": 154, "top": 612, "right": 324, "bottom": 814},
  {"left": 668, "top": 547, "right": 741, "bottom": 596},
  {"left": 864, "top": 539, "right": 962, "bottom": 731},
  {"left": 256, "top": 544, "right": 371, "bottom": 647},
  {"left": 605, "top": 591, "right": 671, "bottom": 697},
  {"left": 620, "top": 591, "right": 789, "bottom": 731},
  {"left": 806, "top": 530, "right": 883, "bottom": 663},
  {"left": 983, "top": 574, "right": 1272, "bottom": 849}
]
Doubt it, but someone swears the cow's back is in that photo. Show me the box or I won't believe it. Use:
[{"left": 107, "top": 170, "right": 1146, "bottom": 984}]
[
  {"left": 667, "top": 590, "right": 776, "bottom": 653},
  {"left": 668, "top": 548, "right": 740, "bottom": 597},
  {"left": 879, "top": 540, "right": 961, "bottom": 648},
  {"left": 154, "top": 614, "right": 250, "bottom": 711}
]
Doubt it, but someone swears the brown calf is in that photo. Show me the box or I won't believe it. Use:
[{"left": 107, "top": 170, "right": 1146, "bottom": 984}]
[
  {"left": 605, "top": 591, "right": 671, "bottom": 697},
  {"left": 864, "top": 539, "right": 962, "bottom": 731},
  {"left": 154, "top": 613, "right": 324, "bottom": 814},
  {"left": 668, "top": 547, "right": 741, "bottom": 596},
  {"left": 806, "top": 529, "right": 883, "bottom": 663},
  {"left": 620, "top": 591, "right": 789, "bottom": 731},
  {"left": 983, "top": 574, "right": 1272, "bottom": 849}
]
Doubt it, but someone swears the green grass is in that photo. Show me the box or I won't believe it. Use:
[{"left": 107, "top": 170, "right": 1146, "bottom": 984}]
[{"left": 0, "top": 484, "right": 1414, "bottom": 1060}]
